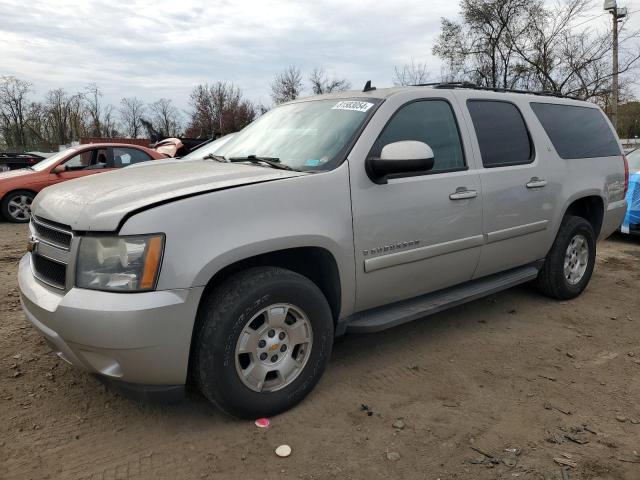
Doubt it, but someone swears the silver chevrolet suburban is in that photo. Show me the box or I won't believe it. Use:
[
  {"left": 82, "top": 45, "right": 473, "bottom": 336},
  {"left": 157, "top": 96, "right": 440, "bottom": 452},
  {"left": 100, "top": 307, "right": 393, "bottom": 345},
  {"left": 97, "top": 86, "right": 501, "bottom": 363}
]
[{"left": 18, "top": 84, "right": 628, "bottom": 418}]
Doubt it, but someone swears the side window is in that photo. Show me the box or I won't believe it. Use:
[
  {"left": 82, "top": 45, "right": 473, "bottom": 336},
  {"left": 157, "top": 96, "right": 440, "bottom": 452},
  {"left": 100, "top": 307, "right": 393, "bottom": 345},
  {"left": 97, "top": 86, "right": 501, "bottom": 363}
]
[
  {"left": 63, "top": 150, "right": 100, "bottom": 170},
  {"left": 63, "top": 153, "right": 88, "bottom": 169},
  {"left": 371, "top": 100, "right": 465, "bottom": 173},
  {"left": 112, "top": 147, "right": 152, "bottom": 168},
  {"left": 530, "top": 103, "right": 620, "bottom": 159},
  {"left": 467, "top": 100, "right": 533, "bottom": 168},
  {"left": 84, "top": 148, "right": 109, "bottom": 170}
]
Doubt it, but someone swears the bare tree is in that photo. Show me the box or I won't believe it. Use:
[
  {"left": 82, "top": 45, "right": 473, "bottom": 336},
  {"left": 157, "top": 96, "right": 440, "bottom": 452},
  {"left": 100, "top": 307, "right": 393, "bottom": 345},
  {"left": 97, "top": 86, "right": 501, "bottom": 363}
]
[
  {"left": 119, "top": 97, "right": 146, "bottom": 138},
  {"left": 187, "top": 82, "right": 256, "bottom": 138},
  {"left": 148, "top": 98, "right": 181, "bottom": 137},
  {"left": 309, "top": 67, "right": 351, "bottom": 94},
  {"left": 393, "top": 59, "right": 432, "bottom": 86},
  {"left": 433, "top": 0, "right": 531, "bottom": 88},
  {"left": 102, "top": 104, "right": 119, "bottom": 138},
  {"left": 83, "top": 83, "right": 104, "bottom": 136},
  {"left": 43, "top": 88, "right": 74, "bottom": 145},
  {"left": 270, "top": 66, "right": 303, "bottom": 104},
  {"left": 0, "top": 76, "right": 33, "bottom": 149},
  {"left": 506, "top": 0, "right": 640, "bottom": 98},
  {"left": 67, "top": 93, "right": 87, "bottom": 142},
  {"left": 432, "top": 0, "right": 640, "bottom": 103}
]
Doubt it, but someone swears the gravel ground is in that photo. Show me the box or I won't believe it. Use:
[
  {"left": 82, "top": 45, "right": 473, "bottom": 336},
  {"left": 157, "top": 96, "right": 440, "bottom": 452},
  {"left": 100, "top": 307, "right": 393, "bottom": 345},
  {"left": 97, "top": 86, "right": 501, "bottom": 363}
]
[{"left": 1, "top": 222, "right": 639, "bottom": 480}]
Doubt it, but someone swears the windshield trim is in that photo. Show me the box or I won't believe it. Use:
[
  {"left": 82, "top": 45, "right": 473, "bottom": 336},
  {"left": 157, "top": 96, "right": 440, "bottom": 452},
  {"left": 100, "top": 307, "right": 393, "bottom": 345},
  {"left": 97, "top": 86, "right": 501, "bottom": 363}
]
[
  {"left": 181, "top": 134, "right": 235, "bottom": 161},
  {"left": 329, "top": 97, "right": 385, "bottom": 171}
]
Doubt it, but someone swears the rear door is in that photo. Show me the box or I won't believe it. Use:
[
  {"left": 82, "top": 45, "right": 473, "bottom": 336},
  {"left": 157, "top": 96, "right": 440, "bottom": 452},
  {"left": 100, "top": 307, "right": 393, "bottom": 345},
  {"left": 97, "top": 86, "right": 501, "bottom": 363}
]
[
  {"left": 349, "top": 91, "right": 484, "bottom": 311},
  {"left": 458, "top": 95, "right": 554, "bottom": 277}
]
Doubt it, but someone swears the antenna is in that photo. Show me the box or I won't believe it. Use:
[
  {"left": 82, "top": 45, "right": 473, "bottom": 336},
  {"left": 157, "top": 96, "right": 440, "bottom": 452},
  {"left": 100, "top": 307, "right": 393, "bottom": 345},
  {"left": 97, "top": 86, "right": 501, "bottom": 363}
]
[{"left": 363, "top": 80, "right": 376, "bottom": 92}]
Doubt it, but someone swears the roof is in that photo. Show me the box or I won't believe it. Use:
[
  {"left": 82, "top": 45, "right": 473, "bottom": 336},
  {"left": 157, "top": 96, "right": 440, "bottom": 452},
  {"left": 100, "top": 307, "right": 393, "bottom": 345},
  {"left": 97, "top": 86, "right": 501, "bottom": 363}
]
[
  {"left": 74, "top": 142, "right": 155, "bottom": 150},
  {"left": 292, "top": 86, "right": 407, "bottom": 102},
  {"left": 291, "top": 83, "right": 593, "bottom": 107}
]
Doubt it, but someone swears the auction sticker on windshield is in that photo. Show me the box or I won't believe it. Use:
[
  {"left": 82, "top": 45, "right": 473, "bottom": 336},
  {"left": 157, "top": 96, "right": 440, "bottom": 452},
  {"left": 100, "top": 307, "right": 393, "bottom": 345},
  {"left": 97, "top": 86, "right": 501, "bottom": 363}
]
[{"left": 332, "top": 101, "right": 374, "bottom": 112}]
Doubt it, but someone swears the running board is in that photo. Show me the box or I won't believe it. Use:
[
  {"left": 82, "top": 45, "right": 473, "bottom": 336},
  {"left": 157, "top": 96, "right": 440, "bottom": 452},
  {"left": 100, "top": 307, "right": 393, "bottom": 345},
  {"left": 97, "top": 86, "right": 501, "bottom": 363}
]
[{"left": 345, "top": 264, "right": 541, "bottom": 334}]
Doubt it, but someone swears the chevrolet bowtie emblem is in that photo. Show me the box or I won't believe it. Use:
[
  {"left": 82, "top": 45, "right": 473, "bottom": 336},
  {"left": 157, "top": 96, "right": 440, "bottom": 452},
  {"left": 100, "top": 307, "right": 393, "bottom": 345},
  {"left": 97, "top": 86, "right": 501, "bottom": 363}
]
[
  {"left": 27, "top": 236, "right": 39, "bottom": 253},
  {"left": 269, "top": 344, "right": 279, "bottom": 351}
]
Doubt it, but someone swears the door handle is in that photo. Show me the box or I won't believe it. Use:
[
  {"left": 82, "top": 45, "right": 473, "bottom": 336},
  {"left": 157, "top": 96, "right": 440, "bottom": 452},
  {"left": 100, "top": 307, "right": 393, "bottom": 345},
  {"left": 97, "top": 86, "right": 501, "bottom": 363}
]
[
  {"left": 449, "top": 188, "right": 478, "bottom": 200},
  {"left": 526, "top": 177, "right": 547, "bottom": 188}
]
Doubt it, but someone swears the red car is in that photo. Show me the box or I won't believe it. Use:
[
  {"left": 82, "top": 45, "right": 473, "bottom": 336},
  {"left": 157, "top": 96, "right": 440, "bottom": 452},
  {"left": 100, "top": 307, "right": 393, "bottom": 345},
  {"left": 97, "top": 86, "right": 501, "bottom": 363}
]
[{"left": 0, "top": 143, "right": 165, "bottom": 222}]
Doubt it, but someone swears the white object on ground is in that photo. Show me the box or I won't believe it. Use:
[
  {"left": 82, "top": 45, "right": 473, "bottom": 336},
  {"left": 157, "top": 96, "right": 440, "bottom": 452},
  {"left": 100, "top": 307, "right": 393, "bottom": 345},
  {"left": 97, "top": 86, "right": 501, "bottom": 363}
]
[{"left": 275, "top": 445, "right": 292, "bottom": 457}]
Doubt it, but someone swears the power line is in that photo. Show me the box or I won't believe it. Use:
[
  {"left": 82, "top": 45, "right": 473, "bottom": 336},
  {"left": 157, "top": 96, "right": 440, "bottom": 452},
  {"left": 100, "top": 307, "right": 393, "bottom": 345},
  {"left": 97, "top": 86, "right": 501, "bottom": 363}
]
[
  {"left": 571, "top": 8, "right": 637, "bottom": 30},
  {"left": 572, "top": 12, "right": 607, "bottom": 28}
]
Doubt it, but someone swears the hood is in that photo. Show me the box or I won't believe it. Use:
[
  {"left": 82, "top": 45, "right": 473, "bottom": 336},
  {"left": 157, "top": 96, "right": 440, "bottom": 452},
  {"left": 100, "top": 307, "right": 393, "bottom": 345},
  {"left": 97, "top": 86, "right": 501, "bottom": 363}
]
[
  {"left": 33, "top": 159, "right": 306, "bottom": 231},
  {"left": 0, "top": 168, "right": 36, "bottom": 181}
]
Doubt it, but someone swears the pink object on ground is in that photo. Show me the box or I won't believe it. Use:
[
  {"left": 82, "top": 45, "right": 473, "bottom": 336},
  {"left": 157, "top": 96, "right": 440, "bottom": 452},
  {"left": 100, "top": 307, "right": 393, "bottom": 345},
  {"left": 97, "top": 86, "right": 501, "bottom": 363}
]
[{"left": 255, "top": 418, "right": 270, "bottom": 428}]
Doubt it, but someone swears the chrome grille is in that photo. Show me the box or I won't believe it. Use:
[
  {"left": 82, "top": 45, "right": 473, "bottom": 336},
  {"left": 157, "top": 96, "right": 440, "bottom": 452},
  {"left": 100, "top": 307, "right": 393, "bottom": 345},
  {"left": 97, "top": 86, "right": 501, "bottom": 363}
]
[
  {"left": 32, "top": 254, "right": 67, "bottom": 289},
  {"left": 32, "top": 216, "right": 72, "bottom": 249},
  {"left": 30, "top": 216, "right": 73, "bottom": 290}
]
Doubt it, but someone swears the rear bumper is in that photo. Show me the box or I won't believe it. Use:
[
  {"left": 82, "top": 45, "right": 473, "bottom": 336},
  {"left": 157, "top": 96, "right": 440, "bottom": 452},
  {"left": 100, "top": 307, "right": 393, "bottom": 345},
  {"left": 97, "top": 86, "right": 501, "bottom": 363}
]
[
  {"left": 601, "top": 200, "right": 627, "bottom": 239},
  {"left": 18, "top": 253, "right": 204, "bottom": 386}
]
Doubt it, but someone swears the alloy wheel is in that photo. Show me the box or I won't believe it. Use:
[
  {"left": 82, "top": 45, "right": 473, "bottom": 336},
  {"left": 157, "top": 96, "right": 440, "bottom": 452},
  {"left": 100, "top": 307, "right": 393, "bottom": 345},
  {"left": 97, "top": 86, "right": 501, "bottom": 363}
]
[{"left": 234, "top": 303, "right": 313, "bottom": 393}]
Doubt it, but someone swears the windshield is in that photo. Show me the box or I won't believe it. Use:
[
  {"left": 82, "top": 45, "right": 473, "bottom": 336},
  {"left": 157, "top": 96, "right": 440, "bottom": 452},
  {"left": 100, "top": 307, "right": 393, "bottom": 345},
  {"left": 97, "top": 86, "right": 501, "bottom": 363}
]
[
  {"left": 215, "top": 98, "right": 380, "bottom": 171},
  {"left": 181, "top": 134, "right": 235, "bottom": 161},
  {"left": 628, "top": 148, "right": 640, "bottom": 173},
  {"left": 32, "top": 148, "right": 77, "bottom": 172}
]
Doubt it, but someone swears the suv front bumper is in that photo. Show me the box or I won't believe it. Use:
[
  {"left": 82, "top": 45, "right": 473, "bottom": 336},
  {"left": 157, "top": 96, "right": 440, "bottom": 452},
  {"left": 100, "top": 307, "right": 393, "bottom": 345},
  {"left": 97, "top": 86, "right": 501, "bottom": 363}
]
[{"left": 18, "top": 253, "right": 204, "bottom": 390}]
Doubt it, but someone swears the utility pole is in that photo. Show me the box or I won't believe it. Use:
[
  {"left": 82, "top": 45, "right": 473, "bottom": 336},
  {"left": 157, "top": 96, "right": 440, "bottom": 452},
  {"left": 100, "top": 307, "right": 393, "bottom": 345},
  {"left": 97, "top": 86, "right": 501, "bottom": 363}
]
[{"left": 604, "top": 1, "right": 627, "bottom": 131}]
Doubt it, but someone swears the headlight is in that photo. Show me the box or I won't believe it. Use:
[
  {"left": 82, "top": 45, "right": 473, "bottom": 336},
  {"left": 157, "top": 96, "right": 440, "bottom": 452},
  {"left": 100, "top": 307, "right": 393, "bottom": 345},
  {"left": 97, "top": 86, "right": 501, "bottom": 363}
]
[{"left": 76, "top": 234, "right": 164, "bottom": 292}]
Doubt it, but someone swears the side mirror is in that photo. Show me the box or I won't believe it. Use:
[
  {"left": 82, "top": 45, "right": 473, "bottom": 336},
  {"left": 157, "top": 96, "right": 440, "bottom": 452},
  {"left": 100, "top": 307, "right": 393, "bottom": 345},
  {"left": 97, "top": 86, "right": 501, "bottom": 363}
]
[
  {"left": 52, "top": 165, "right": 66, "bottom": 174},
  {"left": 366, "top": 141, "right": 435, "bottom": 184}
]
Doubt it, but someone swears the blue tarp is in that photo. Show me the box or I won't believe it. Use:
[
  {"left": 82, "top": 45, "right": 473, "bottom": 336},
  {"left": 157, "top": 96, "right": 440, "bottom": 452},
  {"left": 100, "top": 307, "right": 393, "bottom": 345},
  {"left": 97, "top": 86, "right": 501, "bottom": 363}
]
[{"left": 622, "top": 172, "right": 640, "bottom": 233}]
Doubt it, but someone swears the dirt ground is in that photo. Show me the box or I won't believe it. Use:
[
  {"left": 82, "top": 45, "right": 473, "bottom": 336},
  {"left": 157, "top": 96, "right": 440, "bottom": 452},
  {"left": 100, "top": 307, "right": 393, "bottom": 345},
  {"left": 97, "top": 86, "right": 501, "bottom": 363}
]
[{"left": 1, "top": 222, "right": 640, "bottom": 480}]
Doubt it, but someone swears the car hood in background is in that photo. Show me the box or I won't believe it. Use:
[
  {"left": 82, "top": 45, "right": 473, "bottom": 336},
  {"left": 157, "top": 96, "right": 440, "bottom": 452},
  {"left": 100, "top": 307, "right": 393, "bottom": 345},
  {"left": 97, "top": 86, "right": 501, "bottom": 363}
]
[
  {"left": 32, "top": 160, "right": 306, "bottom": 231},
  {"left": 0, "top": 169, "right": 37, "bottom": 181}
]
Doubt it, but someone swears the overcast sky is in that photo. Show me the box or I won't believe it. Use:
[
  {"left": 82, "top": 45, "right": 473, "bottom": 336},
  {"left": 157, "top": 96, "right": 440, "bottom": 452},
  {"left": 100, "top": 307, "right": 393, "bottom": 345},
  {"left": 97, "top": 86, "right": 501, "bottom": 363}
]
[{"left": 1, "top": 0, "right": 638, "bottom": 111}]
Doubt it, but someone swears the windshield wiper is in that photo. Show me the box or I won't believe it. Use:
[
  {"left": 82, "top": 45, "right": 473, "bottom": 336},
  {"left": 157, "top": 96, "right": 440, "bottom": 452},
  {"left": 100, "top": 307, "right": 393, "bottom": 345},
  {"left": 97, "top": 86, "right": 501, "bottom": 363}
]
[
  {"left": 203, "top": 153, "right": 228, "bottom": 162},
  {"left": 228, "top": 155, "right": 294, "bottom": 171}
]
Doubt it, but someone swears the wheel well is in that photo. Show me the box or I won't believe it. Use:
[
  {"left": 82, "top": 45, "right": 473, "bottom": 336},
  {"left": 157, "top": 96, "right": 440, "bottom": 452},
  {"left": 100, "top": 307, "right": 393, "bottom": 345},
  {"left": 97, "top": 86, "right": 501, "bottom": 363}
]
[
  {"left": 187, "top": 247, "right": 342, "bottom": 384},
  {"left": 0, "top": 189, "right": 37, "bottom": 215},
  {"left": 200, "top": 247, "right": 342, "bottom": 325},
  {"left": 564, "top": 196, "right": 604, "bottom": 237},
  {"left": 1, "top": 188, "right": 37, "bottom": 202}
]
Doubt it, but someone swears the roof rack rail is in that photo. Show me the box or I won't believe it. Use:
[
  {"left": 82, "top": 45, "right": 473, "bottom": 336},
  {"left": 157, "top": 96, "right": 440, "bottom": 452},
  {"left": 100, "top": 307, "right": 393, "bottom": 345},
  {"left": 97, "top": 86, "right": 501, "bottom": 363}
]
[{"left": 412, "top": 81, "right": 581, "bottom": 100}]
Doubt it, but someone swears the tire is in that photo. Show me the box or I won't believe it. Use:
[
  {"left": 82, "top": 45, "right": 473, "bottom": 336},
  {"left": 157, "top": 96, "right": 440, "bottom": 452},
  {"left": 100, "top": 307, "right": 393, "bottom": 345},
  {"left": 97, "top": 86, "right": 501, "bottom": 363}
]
[
  {"left": 1, "top": 190, "right": 35, "bottom": 223},
  {"left": 536, "top": 215, "right": 596, "bottom": 300},
  {"left": 194, "top": 266, "right": 334, "bottom": 418}
]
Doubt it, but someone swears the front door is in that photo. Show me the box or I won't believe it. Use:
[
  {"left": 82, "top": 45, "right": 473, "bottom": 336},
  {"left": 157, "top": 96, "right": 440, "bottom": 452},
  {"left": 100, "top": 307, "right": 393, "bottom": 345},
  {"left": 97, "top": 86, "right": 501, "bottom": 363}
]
[
  {"left": 49, "top": 148, "right": 113, "bottom": 184},
  {"left": 350, "top": 94, "right": 484, "bottom": 311}
]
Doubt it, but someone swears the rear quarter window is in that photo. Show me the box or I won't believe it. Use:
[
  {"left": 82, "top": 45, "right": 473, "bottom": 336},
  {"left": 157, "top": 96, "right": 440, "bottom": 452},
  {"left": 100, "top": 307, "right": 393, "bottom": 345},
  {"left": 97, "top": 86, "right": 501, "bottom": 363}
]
[
  {"left": 112, "top": 147, "right": 152, "bottom": 167},
  {"left": 530, "top": 103, "right": 620, "bottom": 159}
]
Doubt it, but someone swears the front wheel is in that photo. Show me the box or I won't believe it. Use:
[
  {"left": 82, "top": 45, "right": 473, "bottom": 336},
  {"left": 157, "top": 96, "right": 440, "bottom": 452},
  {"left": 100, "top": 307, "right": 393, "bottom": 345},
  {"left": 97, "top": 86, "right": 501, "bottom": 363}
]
[
  {"left": 536, "top": 215, "right": 596, "bottom": 300},
  {"left": 1, "top": 190, "right": 35, "bottom": 223},
  {"left": 194, "top": 267, "right": 334, "bottom": 418}
]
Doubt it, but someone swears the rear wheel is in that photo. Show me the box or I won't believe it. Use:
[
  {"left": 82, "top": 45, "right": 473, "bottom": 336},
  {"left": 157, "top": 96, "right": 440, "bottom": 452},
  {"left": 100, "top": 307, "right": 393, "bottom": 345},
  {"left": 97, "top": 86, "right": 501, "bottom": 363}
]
[
  {"left": 194, "top": 267, "right": 333, "bottom": 418},
  {"left": 536, "top": 216, "right": 596, "bottom": 300},
  {"left": 1, "top": 190, "right": 34, "bottom": 223}
]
